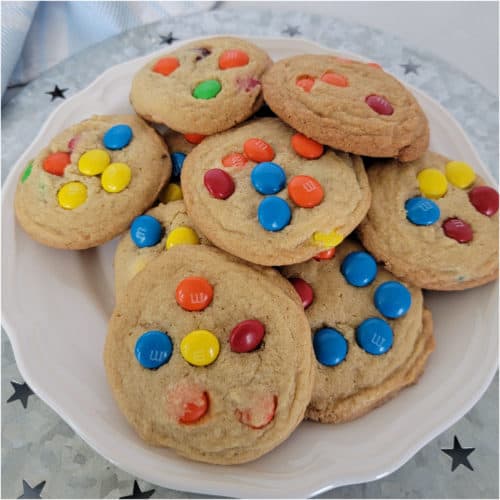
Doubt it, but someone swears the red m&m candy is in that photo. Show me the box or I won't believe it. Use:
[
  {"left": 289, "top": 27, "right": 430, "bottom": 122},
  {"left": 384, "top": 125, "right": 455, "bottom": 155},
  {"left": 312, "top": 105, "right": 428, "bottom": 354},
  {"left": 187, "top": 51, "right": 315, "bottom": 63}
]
[
  {"left": 229, "top": 320, "right": 265, "bottom": 353},
  {"left": 204, "top": 168, "right": 235, "bottom": 199},
  {"left": 365, "top": 94, "right": 394, "bottom": 115},
  {"left": 243, "top": 138, "right": 275, "bottom": 162},
  {"left": 442, "top": 218, "right": 473, "bottom": 243},
  {"left": 289, "top": 277, "right": 314, "bottom": 309},
  {"left": 468, "top": 186, "right": 499, "bottom": 216},
  {"left": 43, "top": 152, "right": 71, "bottom": 176}
]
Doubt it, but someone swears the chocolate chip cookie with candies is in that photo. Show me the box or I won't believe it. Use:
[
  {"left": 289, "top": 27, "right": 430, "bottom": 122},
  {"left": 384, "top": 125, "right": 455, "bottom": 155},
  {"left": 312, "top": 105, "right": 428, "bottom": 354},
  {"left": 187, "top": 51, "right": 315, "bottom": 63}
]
[
  {"left": 104, "top": 244, "right": 315, "bottom": 464},
  {"left": 359, "top": 151, "right": 499, "bottom": 290},
  {"left": 130, "top": 36, "right": 272, "bottom": 135},
  {"left": 15, "top": 115, "right": 171, "bottom": 249},
  {"left": 262, "top": 54, "right": 429, "bottom": 161},
  {"left": 282, "top": 239, "right": 435, "bottom": 423},
  {"left": 114, "top": 200, "right": 211, "bottom": 302},
  {"left": 181, "top": 117, "right": 371, "bottom": 266}
]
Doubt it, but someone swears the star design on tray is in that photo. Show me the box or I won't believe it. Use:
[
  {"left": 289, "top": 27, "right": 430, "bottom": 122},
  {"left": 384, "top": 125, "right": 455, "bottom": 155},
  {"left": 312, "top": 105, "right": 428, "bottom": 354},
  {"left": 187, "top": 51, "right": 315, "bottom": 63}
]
[
  {"left": 120, "top": 480, "right": 155, "bottom": 499},
  {"left": 45, "top": 85, "right": 68, "bottom": 101},
  {"left": 400, "top": 60, "right": 421, "bottom": 75},
  {"left": 18, "top": 479, "right": 46, "bottom": 499},
  {"left": 7, "top": 381, "right": 34, "bottom": 409},
  {"left": 442, "top": 436, "right": 475, "bottom": 471},
  {"left": 160, "top": 32, "right": 178, "bottom": 45},
  {"left": 282, "top": 25, "right": 301, "bottom": 37}
]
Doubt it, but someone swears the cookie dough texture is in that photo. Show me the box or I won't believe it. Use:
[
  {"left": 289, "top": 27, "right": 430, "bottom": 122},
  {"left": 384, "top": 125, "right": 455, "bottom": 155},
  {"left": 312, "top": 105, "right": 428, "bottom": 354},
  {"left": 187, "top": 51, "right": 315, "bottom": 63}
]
[
  {"left": 104, "top": 245, "right": 315, "bottom": 464},
  {"left": 182, "top": 118, "right": 371, "bottom": 266},
  {"left": 262, "top": 55, "right": 429, "bottom": 161},
  {"left": 282, "top": 240, "right": 435, "bottom": 423},
  {"left": 162, "top": 129, "right": 197, "bottom": 155},
  {"left": 359, "top": 151, "right": 499, "bottom": 290},
  {"left": 130, "top": 37, "right": 272, "bottom": 135},
  {"left": 114, "top": 200, "right": 210, "bottom": 302},
  {"left": 15, "top": 114, "right": 171, "bottom": 249}
]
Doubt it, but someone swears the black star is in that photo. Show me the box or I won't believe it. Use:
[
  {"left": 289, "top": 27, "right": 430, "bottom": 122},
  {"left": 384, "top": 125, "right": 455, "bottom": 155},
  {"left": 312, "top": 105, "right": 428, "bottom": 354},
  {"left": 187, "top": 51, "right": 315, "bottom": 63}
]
[
  {"left": 400, "top": 60, "right": 421, "bottom": 75},
  {"left": 282, "top": 25, "right": 301, "bottom": 37},
  {"left": 45, "top": 85, "right": 68, "bottom": 101},
  {"left": 442, "top": 436, "right": 475, "bottom": 471},
  {"left": 18, "top": 480, "right": 45, "bottom": 499},
  {"left": 120, "top": 480, "right": 155, "bottom": 499},
  {"left": 7, "top": 381, "right": 34, "bottom": 409},
  {"left": 159, "top": 32, "right": 178, "bottom": 45}
]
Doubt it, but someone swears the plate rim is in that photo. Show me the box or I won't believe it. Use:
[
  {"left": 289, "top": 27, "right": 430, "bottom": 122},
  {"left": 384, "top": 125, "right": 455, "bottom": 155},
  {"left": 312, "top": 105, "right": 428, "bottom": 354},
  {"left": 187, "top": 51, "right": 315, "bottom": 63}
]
[{"left": 2, "top": 34, "right": 498, "bottom": 498}]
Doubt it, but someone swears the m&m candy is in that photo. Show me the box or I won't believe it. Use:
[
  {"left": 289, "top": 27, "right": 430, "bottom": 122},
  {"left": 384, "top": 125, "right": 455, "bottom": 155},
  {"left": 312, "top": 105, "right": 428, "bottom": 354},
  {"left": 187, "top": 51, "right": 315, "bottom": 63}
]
[
  {"left": 374, "top": 281, "right": 412, "bottom": 319},
  {"left": 356, "top": 318, "right": 393, "bottom": 355},
  {"left": 57, "top": 182, "right": 87, "bottom": 209},
  {"left": 153, "top": 57, "right": 180, "bottom": 76},
  {"left": 21, "top": 162, "right": 33, "bottom": 183},
  {"left": 183, "top": 133, "right": 205, "bottom": 144},
  {"left": 312, "top": 230, "right": 343, "bottom": 248},
  {"left": 180, "top": 330, "right": 220, "bottom": 366},
  {"left": 101, "top": 163, "right": 131, "bottom": 193},
  {"left": 290, "top": 133, "right": 324, "bottom": 159},
  {"left": 468, "top": 186, "right": 499, "bottom": 216},
  {"left": 257, "top": 196, "right": 291, "bottom": 231},
  {"left": 289, "top": 277, "right": 314, "bottom": 309},
  {"left": 243, "top": 138, "right": 275, "bottom": 162},
  {"left": 405, "top": 197, "right": 440, "bottom": 226},
  {"left": 176, "top": 276, "right": 213, "bottom": 311},
  {"left": 171, "top": 152, "right": 186, "bottom": 180},
  {"left": 417, "top": 168, "right": 448, "bottom": 199},
  {"left": 219, "top": 49, "right": 249, "bottom": 69},
  {"left": 341, "top": 251, "right": 377, "bottom": 287},
  {"left": 320, "top": 72, "right": 349, "bottom": 87},
  {"left": 166, "top": 383, "right": 209, "bottom": 424},
  {"left": 314, "top": 247, "right": 336, "bottom": 261},
  {"left": 288, "top": 175, "right": 324, "bottom": 208},
  {"left": 165, "top": 226, "right": 200, "bottom": 249},
  {"left": 204, "top": 169, "right": 235, "bottom": 199},
  {"left": 365, "top": 94, "right": 394, "bottom": 115},
  {"left": 296, "top": 76, "right": 315, "bottom": 92},
  {"left": 103, "top": 124, "right": 133, "bottom": 150},
  {"left": 193, "top": 80, "right": 221, "bottom": 99},
  {"left": 135, "top": 330, "right": 173, "bottom": 369},
  {"left": 130, "top": 215, "right": 163, "bottom": 248},
  {"left": 78, "top": 149, "right": 110, "bottom": 176},
  {"left": 222, "top": 152, "right": 248, "bottom": 168},
  {"left": 43, "top": 152, "right": 71, "bottom": 176},
  {"left": 442, "top": 218, "right": 473, "bottom": 243},
  {"left": 160, "top": 183, "right": 183, "bottom": 203},
  {"left": 445, "top": 161, "right": 476, "bottom": 189},
  {"left": 251, "top": 162, "right": 286, "bottom": 195},
  {"left": 236, "top": 393, "right": 277, "bottom": 429},
  {"left": 229, "top": 320, "right": 265, "bottom": 353},
  {"left": 313, "top": 327, "right": 348, "bottom": 366}
]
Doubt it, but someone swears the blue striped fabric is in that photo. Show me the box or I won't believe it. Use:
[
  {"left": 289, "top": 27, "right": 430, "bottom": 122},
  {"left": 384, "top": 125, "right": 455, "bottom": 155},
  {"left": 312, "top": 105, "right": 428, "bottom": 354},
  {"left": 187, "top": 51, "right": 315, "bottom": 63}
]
[{"left": 1, "top": 1, "right": 216, "bottom": 95}]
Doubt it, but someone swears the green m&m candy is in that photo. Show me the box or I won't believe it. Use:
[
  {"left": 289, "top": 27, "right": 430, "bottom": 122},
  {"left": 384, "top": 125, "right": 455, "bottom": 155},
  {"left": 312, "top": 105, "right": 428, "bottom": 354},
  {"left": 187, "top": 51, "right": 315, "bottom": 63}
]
[{"left": 193, "top": 80, "right": 221, "bottom": 99}]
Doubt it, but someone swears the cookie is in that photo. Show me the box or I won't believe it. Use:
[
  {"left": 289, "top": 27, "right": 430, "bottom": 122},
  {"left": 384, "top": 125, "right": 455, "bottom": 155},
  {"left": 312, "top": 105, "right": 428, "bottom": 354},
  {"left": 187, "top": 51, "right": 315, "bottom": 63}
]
[
  {"left": 282, "top": 239, "right": 435, "bottom": 423},
  {"left": 114, "top": 200, "right": 210, "bottom": 302},
  {"left": 130, "top": 36, "right": 272, "bottom": 135},
  {"left": 104, "top": 244, "right": 315, "bottom": 464},
  {"left": 181, "top": 117, "right": 371, "bottom": 266},
  {"left": 15, "top": 115, "right": 171, "bottom": 249},
  {"left": 262, "top": 55, "right": 429, "bottom": 161},
  {"left": 358, "top": 151, "right": 499, "bottom": 290}
]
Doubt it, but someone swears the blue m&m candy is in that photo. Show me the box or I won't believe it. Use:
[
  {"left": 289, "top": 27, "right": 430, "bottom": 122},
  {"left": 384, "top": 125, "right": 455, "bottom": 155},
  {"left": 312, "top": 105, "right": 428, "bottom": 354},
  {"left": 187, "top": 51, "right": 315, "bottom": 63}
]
[
  {"left": 341, "top": 251, "right": 377, "bottom": 287},
  {"left": 356, "top": 318, "right": 393, "bottom": 355},
  {"left": 130, "top": 215, "right": 163, "bottom": 248},
  {"left": 405, "top": 197, "right": 440, "bottom": 226},
  {"left": 135, "top": 330, "right": 173, "bottom": 369},
  {"left": 374, "top": 281, "right": 412, "bottom": 319},
  {"left": 251, "top": 162, "right": 286, "bottom": 195},
  {"left": 258, "top": 196, "right": 291, "bottom": 231},
  {"left": 313, "top": 327, "right": 348, "bottom": 366},
  {"left": 103, "top": 124, "right": 133, "bottom": 150},
  {"left": 171, "top": 152, "right": 186, "bottom": 180}
]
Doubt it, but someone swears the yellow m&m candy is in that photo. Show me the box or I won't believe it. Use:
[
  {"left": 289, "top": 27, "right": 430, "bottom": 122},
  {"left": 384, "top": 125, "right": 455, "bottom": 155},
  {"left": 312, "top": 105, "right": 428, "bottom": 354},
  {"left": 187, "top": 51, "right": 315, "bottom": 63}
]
[
  {"left": 312, "top": 229, "right": 344, "bottom": 248},
  {"left": 78, "top": 149, "right": 110, "bottom": 176},
  {"left": 180, "top": 330, "right": 220, "bottom": 366},
  {"left": 101, "top": 162, "right": 131, "bottom": 193},
  {"left": 160, "top": 183, "right": 183, "bottom": 203},
  {"left": 445, "top": 161, "right": 476, "bottom": 189},
  {"left": 57, "top": 182, "right": 87, "bottom": 209},
  {"left": 166, "top": 226, "right": 200, "bottom": 249},
  {"left": 417, "top": 168, "right": 448, "bottom": 198}
]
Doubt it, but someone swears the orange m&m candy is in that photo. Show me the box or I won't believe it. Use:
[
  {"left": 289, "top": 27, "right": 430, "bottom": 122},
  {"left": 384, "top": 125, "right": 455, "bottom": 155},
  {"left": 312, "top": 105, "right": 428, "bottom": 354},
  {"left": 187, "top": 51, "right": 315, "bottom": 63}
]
[
  {"left": 219, "top": 49, "right": 249, "bottom": 69},
  {"left": 166, "top": 383, "right": 209, "bottom": 424},
  {"left": 183, "top": 133, "right": 206, "bottom": 145},
  {"left": 243, "top": 138, "right": 275, "bottom": 162},
  {"left": 153, "top": 57, "right": 180, "bottom": 76},
  {"left": 43, "top": 152, "right": 71, "bottom": 176},
  {"left": 296, "top": 76, "right": 315, "bottom": 92},
  {"left": 291, "top": 133, "right": 324, "bottom": 159},
  {"left": 288, "top": 175, "right": 324, "bottom": 208},
  {"left": 222, "top": 152, "right": 248, "bottom": 168},
  {"left": 175, "top": 276, "right": 213, "bottom": 311},
  {"left": 314, "top": 247, "right": 336, "bottom": 261},
  {"left": 320, "top": 72, "right": 349, "bottom": 87}
]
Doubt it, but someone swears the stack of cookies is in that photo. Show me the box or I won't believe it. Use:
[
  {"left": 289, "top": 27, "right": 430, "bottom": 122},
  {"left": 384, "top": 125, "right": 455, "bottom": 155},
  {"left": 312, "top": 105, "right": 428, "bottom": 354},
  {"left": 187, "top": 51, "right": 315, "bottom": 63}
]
[{"left": 14, "top": 36, "right": 498, "bottom": 465}]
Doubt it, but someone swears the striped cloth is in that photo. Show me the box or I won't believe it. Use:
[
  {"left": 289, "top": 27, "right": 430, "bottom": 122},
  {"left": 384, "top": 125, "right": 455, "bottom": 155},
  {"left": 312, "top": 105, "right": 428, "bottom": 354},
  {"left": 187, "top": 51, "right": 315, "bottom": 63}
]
[{"left": 1, "top": 1, "right": 216, "bottom": 95}]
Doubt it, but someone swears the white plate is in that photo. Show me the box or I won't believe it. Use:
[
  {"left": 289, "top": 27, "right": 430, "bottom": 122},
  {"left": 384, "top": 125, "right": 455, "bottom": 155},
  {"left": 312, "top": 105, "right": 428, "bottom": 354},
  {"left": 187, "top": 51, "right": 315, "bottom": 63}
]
[{"left": 2, "top": 36, "right": 498, "bottom": 498}]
